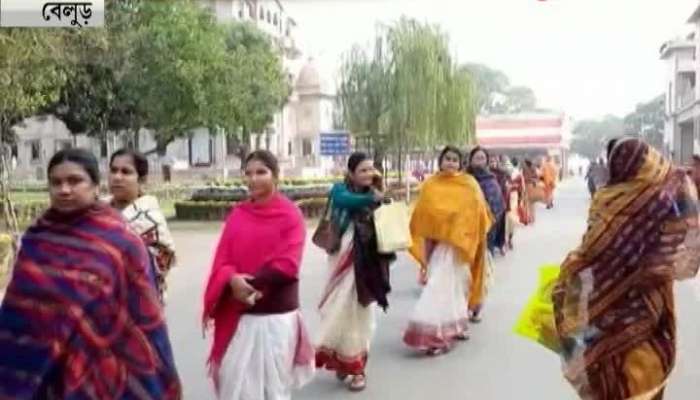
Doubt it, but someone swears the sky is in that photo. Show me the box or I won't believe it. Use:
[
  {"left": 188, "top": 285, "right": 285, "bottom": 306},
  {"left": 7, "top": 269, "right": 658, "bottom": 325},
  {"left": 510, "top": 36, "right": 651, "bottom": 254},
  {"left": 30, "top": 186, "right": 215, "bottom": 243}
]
[{"left": 285, "top": 0, "right": 699, "bottom": 120}]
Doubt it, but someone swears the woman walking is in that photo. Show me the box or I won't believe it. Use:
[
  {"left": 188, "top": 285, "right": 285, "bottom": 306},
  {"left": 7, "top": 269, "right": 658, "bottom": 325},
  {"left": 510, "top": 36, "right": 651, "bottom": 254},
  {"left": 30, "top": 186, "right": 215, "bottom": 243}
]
[
  {"left": 467, "top": 147, "right": 506, "bottom": 256},
  {"left": 522, "top": 159, "right": 540, "bottom": 224},
  {"left": 541, "top": 156, "right": 558, "bottom": 209},
  {"left": 403, "top": 146, "right": 492, "bottom": 355},
  {"left": 315, "top": 152, "right": 395, "bottom": 392},
  {"left": 0, "top": 148, "right": 181, "bottom": 399},
  {"left": 109, "top": 148, "right": 176, "bottom": 302},
  {"left": 489, "top": 153, "right": 511, "bottom": 254},
  {"left": 203, "top": 150, "right": 315, "bottom": 400},
  {"left": 553, "top": 138, "right": 700, "bottom": 400}
]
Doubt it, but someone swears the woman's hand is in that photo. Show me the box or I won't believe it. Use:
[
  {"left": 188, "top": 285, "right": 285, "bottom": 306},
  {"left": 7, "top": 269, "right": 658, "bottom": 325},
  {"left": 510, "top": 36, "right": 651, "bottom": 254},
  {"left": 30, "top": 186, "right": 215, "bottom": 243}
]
[
  {"left": 229, "top": 274, "right": 262, "bottom": 306},
  {"left": 372, "top": 189, "right": 385, "bottom": 202}
]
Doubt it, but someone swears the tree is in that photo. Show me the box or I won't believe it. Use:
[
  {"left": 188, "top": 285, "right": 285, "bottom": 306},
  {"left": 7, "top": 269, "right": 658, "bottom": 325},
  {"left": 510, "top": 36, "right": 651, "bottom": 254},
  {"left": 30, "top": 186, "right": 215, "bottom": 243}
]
[
  {"left": 0, "top": 29, "right": 68, "bottom": 234},
  {"left": 45, "top": 0, "right": 143, "bottom": 149},
  {"left": 338, "top": 18, "right": 477, "bottom": 175},
  {"left": 338, "top": 33, "right": 393, "bottom": 168},
  {"left": 219, "top": 22, "right": 290, "bottom": 163},
  {"left": 461, "top": 63, "right": 509, "bottom": 114},
  {"left": 501, "top": 86, "right": 537, "bottom": 113},
  {"left": 624, "top": 94, "right": 664, "bottom": 152},
  {"left": 570, "top": 115, "right": 625, "bottom": 160}
]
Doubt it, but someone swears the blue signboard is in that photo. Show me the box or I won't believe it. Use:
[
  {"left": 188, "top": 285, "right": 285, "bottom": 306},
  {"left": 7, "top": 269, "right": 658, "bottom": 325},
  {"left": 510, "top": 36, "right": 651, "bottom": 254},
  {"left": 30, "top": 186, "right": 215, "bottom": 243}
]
[{"left": 320, "top": 132, "right": 351, "bottom": 156}]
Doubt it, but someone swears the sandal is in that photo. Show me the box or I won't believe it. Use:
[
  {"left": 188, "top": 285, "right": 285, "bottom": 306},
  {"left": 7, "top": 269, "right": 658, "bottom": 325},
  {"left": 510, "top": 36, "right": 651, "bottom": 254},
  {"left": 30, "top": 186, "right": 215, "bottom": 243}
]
[
  {"left": 455, "top": 332, "right": 470, "bottom": 341},
  {"left": 469, "top": 312, "right": 482, "bottom": 323},
  {"left": 348, "top": 374, "right": 366, "bottom": 392},
  {"left": 425, "top": 347, "right": 448, "bottom": 356},
  {"left": 336, "top": 371, "right": 348, "bottom": 382}
]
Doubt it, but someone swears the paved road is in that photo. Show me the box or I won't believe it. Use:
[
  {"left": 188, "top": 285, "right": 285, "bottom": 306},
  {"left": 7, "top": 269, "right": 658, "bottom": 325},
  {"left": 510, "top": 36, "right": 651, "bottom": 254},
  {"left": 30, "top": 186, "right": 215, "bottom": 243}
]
[{"left": 164, "top": 179, "right": 700, "bottom": 399}]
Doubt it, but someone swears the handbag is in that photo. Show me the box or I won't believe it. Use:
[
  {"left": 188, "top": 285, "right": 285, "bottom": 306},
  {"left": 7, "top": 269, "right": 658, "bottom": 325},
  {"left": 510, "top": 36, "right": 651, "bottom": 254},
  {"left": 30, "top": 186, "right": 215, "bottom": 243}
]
[
  {"left": 312, "top": 197, "right": 341, "bottom": 254},
  {"left": 373, "top": 201, "right": 412, "bottom": 254}
]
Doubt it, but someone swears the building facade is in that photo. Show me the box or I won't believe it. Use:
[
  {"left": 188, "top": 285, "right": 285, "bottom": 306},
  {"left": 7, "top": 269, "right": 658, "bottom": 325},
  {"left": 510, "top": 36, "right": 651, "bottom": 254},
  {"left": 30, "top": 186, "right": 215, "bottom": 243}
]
[
  {"left": 476, "top": 112, "right": 573, "bottom": 174},
  {"left": 661, "top": 4, "right": 700, "bottom": 165},
  {"left": 10, "top": 1, "right": 337, "bottom": 181}
]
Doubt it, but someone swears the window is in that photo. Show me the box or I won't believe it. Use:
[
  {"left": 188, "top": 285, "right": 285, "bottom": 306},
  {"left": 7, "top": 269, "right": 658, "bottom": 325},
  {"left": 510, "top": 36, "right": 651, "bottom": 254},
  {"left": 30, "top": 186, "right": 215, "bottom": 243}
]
[
  {"left": 267, "top": 11, "right": 271, "bottom": 23},
  {"left": 302, "top": 139, "right": 313, "bottom": 156},
  {"left": 288, "top": 141, "right": 292, "bottom": 156},
  {"left": 274, "top": 13, "right": 278, "bottom": 26},
  {"left": 248, "top": 4, "right": 254, "bottom": 18},
  {"left": 238, "top": 8, "right": 243, "bottom": 19},
  {"left": 29, "top": 140, "right": 41, "bottom": 161},
  {"left": 259, "top": 7, "right": 264, "bottom": 19},
  {"left": 226, "top": 136, "right": 237, "bottom": 155},
  {"left": 10, "top": 145, "right": 18, "bottom": 158}
]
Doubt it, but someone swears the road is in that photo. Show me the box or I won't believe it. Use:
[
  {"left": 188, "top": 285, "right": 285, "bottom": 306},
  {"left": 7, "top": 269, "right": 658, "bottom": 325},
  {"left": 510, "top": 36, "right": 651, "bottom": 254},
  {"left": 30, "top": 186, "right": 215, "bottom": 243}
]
[{"left": 164, "top": 179, "right": 700, "bottom": 400}]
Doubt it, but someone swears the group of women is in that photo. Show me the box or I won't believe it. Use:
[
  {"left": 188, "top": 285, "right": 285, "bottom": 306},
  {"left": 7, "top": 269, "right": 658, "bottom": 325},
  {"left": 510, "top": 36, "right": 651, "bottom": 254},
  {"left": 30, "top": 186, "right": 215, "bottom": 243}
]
[{"left": 0, "top": 136, "right": 696, "bottom": 400}]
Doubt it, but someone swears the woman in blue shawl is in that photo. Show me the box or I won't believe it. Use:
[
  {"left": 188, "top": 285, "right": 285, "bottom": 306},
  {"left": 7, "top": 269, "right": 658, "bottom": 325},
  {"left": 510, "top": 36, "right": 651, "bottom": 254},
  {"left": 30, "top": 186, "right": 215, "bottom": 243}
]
[{"left": 467, "top": 147, "right": 506, "bottom": 256}]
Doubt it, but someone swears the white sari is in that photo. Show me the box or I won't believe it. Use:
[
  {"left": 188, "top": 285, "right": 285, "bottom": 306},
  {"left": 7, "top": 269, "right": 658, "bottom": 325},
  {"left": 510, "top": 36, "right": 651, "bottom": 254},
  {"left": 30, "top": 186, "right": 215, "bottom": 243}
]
[
  {"left": 316, "top": 227, "right": 375, "bottom": 375},
  {"left": 403, "top": 243, "right": 470, "bottom": 350}
]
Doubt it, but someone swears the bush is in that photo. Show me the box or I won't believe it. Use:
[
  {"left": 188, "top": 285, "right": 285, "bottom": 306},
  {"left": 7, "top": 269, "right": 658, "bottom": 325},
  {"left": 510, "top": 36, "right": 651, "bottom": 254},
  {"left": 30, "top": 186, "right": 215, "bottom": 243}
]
[{"left": 174, "top": 201, "right": 236, "bottom": 221}]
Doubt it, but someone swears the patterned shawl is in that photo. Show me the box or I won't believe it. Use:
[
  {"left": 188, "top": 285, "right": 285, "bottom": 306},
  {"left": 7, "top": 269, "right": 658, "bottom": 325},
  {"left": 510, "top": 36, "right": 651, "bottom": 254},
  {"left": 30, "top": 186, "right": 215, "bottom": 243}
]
[
  {"left": 552, "top": 138, "right": 700, "bottom": 400},
  {"left": 469, "top": 167, "right": 506, "bottom": 218},
  {"left": 0, "top": 203, "right": 181, "bottom": 399}
]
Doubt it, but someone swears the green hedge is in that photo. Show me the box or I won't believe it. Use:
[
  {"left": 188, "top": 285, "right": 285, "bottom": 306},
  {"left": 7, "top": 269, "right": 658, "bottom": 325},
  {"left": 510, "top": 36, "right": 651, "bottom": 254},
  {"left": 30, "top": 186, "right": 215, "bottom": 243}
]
[
  {"left": 174, "top": 201, "right": 235, "bottom": 221},
  {"left": 175, "top": 197, "right": 329, "bottom": 221}
]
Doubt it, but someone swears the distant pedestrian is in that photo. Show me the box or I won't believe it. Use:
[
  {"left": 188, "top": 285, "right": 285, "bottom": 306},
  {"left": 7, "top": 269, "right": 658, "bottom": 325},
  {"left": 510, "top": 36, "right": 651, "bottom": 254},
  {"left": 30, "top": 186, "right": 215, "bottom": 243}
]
[
  {"left": 553, "top": 138, "right": 700, "bottom": 400},
  {"left": 541, "top": 156, "right": 558, "bottom": 209}
]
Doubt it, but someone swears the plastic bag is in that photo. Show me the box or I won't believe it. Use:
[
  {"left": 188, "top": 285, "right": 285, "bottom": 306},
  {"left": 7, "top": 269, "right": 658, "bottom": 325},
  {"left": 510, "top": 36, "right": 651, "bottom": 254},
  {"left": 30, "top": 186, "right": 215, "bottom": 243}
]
[
  {"left": 374, "top": 201, "right": 412, "bottom": 254},
  {"left": 513, "top": 264, "right": 561, "bottom": 353}
]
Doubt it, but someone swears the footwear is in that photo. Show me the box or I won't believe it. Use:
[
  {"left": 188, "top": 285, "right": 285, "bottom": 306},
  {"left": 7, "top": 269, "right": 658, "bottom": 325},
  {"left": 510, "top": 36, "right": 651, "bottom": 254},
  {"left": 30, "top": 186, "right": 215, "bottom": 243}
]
[
  {"left": 469, "top": 312, "right": 482, "bottom": 323},
  {"left": 348, "top": 374, "right": 366, "bottom": 392},
  {"left": 336, "top": 371, "right": 349, "bottom": 382},
  {"left": 425, "top": 347, "right": 448, "bottom": 356},
  {"left": 454, "top": 332, "right": 470, "bottom": 341}
]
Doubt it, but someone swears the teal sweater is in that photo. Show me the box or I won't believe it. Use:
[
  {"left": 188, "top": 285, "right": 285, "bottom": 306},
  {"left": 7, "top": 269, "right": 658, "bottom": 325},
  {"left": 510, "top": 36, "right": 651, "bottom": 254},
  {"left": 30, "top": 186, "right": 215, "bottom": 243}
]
[{"left": 329, "top": 182, "right": 376, "bottom": 236}]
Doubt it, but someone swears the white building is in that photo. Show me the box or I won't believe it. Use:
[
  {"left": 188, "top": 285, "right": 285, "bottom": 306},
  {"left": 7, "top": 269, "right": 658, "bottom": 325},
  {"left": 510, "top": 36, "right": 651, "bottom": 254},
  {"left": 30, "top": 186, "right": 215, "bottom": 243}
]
[
  {"left": 10, "top": 1, "right": 337, "bottom": 181},
  {"left": 661, "top": 4, "right": 700, "bottom": 165}
]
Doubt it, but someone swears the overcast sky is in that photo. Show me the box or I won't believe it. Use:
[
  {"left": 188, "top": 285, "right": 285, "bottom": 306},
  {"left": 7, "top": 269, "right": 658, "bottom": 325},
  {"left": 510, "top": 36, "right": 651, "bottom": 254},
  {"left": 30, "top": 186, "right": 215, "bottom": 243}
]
[{"left": 285, "top": 0, "right": 699, "bottom": 120}]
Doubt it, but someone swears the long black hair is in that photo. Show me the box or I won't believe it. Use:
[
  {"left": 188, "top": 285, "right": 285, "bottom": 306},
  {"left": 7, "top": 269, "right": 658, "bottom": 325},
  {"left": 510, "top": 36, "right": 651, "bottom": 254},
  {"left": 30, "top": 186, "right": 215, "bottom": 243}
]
[
  {"left": 438, "top": 146, "right": 463, "bottom": 171},
  {"left": 48, "top": 148, "right": 100, "bottom": 185},
  {"left": 110, "top": 148, "right": 149, "bottom": 182}
]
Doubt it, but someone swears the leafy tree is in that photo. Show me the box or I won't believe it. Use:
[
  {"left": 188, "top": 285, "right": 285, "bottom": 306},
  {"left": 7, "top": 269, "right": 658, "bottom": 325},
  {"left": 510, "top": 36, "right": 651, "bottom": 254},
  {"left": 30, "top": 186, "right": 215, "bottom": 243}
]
[
  {"left": 338, "top": 18, "right": 477, "bottom": 175},
  {"left": 624, "top": 94, "right": 664, "bottom": 152},
  {"left": 219, "top": 22, "right": 290, "bottom": 163},
  {"left": 0, "top": 29, "right": 68, "bottom": 234},
  {"left": 571, "top": 115, "right": 625, "bottom": 161},
  {"left": 461, "top": 63, "right": 509, "bottom": 114}
]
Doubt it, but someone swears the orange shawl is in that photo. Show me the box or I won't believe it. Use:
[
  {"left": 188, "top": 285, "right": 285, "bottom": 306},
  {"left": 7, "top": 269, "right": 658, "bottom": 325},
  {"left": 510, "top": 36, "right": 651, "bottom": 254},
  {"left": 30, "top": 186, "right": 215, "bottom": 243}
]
[{"left": 409, "top": 172, "right": 493, "bottom": 309}]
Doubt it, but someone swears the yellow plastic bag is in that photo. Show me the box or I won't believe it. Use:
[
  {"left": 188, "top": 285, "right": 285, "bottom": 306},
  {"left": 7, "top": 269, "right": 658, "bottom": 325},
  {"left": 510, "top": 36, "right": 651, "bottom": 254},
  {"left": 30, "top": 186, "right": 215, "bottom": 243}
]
[
  {"left": 513, "top": 264, "right": 561, "bottom": 353},
  {"left": 374, "top": 201, "right": 412, "bottom": 254}
]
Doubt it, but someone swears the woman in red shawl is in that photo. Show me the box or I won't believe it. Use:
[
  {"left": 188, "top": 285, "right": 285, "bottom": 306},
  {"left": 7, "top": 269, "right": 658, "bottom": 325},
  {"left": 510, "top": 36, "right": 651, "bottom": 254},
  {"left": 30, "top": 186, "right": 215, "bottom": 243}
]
[
  {"left": 0, "top": 148, "right": 181, "bottom": 399},
  {"left": 202, "top": 150, "right": 315, "bottom": 399}
]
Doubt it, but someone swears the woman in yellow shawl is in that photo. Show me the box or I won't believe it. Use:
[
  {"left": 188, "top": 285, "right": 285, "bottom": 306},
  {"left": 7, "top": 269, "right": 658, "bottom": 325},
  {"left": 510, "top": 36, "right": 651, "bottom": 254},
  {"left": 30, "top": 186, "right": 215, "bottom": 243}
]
[
  {"left": 553, "top": 138, "right": 700, "bottom": 400},
  {"left": 403, "top": 146, "right": 493, "bottom": 355},
  {"left": 541, "top": 155, "right": 558, "bottom": 209}
]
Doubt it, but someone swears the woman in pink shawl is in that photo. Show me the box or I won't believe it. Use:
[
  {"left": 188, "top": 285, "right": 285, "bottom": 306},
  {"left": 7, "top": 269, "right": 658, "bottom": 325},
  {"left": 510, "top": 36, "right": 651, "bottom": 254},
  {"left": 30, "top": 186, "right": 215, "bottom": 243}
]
[{"left": 202, "top": 150, "right": 315, "bottom": 400}]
